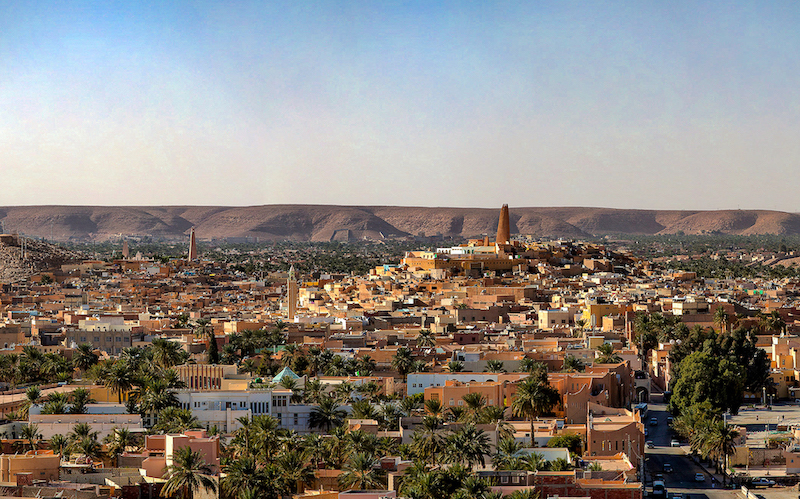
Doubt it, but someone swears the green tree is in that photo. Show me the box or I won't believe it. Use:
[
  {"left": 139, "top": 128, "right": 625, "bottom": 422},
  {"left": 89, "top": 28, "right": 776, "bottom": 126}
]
[
  {"left": 484, "top": 360, "right": 506, "bottom": 373},
  {"left": 104, "top": 428, "right": 140, "bottom": 466},
  {"left": 447, "top": 360, "right": 465, "bottom": 373},
  {"left": 511, "top": 377, "right": 560, "bottom": 421},
  {"left": 416, "top": 329, "right": 436, "bottom": 348},
  {"left": 392, "top": 347, "right": 415, "bottom": 381},
  {"left": 194, "top": 319, "right": 219, "bottom": 365},
  {"left": 338, "top": 452, "right": 384, "bottom": 490},
  {"left": 161, "top": 446, "right": 218, "bottom": 499},
  {"left": 595, "top": 343, "right": 622, "bottom": 364},
  {"left": 309, "top": 398, "right": 346, "bottom": 432}
]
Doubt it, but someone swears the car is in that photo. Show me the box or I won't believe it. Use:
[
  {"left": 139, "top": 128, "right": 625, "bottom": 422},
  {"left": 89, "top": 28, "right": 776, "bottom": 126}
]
[
  {"left": 670, "top": 439, "right": 680, "bottom": 447},
  {"left": 667, "top": 416, "right": 674, "bottom": 425},
  {"left": 751, "top": 478, "right": 776, "bottom": 487},
  {"left": 646, "top": 441, "right": 654, "bottom": 449},
  {"left": 695, "top": 473, "right": 705, "bottom": 482},
  {"left": 650, "top": 417, "right": 659, "bottom": 426},
  {"left": 663, "top": 463, "right": 672, "bottom": 473},
  {"left": 672, "top": 494, "right": 683, "bottom": 499},
  {"left": 655, "top": 473, "right": 664, "bottom": 481}
]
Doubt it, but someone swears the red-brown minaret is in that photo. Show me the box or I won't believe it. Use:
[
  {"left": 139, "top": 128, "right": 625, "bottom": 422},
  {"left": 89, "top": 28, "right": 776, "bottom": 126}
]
[
  {"left": 496, "top": 204, "right": 510, "bottom": 244},
  {"left": 188, "top": 227, "right": 198, "bottom": 261}
]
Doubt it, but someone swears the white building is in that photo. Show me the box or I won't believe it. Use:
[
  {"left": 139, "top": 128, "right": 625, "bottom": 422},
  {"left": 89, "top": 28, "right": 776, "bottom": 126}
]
[{"left": 175, "top": 388, "right": 317, "bottom": 434}]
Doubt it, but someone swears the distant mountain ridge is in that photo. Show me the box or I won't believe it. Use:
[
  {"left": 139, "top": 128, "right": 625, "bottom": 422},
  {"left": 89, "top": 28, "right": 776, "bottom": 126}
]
[{"left": 2, "top": 205, "right": 800, "bottom": 241}]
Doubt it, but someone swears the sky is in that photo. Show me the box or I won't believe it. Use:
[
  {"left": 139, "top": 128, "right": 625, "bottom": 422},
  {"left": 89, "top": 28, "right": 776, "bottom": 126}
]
[{"left": 2, "top": 1, "right": 800, "bottom": 210}]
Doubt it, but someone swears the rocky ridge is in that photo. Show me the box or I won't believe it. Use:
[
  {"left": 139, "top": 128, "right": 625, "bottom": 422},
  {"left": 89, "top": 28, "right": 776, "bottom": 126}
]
[{"left": 2, "top": 205, "right": 800, "bottom": 242}]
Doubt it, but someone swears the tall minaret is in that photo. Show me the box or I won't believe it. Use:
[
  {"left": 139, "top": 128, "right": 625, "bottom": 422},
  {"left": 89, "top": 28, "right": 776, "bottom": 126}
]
[
  {"left": 188, "top": 227, "right": 198, "bottom": 261},
  {"left": 121, "top": 239, "right": 129, "bottom": 259},
  {"left": 287, "top": 265, "right": 298, "bottom": 321},
  {"left": 496, "top": 204, "right": 511, "bottom": 245}
]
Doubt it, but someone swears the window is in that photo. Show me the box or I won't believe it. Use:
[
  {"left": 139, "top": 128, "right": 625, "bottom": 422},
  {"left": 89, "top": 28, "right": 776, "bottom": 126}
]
[{"left": 294, "top": 414, "right": 298, "bottom": 426}]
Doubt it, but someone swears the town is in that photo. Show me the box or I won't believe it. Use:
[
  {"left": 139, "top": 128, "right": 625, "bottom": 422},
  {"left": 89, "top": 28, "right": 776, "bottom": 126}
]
[{"left": 0, "top": 206, "right": 799, "bottom": 499}]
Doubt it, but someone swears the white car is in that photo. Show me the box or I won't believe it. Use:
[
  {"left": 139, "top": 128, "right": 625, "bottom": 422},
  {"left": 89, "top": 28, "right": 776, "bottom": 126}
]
[
  {"left": 695, "top": 473, "right": 705, "bottom": 482},
  {"left": 670, "top": 439, "right": 680, "bottom": 447},
  {"left": 751, "top": 478, "right": 776, "bottom": 487}
]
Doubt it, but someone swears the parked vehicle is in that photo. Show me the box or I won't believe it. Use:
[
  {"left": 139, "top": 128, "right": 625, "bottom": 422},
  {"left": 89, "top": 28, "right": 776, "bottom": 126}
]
[
  {"left": 695, "top": 473, "right": 705, "bottom": 482},
  {"left": 751, "top": 478, "right": 776, "bottom": 487}
]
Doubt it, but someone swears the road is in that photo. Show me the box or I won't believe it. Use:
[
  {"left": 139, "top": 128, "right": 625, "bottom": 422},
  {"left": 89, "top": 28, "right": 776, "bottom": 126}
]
[{"left": 645, "top": 398, "right": 737, "bottom": 499}]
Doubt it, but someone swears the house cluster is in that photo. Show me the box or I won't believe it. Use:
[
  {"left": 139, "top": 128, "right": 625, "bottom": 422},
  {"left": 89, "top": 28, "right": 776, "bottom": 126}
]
[{"left": 3, "top": 209, "right": 800, "bottom": 498}]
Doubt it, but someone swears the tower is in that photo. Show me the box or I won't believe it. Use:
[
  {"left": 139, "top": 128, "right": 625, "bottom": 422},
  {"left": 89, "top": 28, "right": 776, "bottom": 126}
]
[
  {"left": 188, "top": 227, "right": 198, "bottom": 261},
  {"left": 496, "top": 204, "right": 511, "bottom": 245},
  {"left": 121, "top": 239, "right": 129, "bottom": 259},
  {"left": 287, "top": 265, "right": 298, "bottom": 321}
]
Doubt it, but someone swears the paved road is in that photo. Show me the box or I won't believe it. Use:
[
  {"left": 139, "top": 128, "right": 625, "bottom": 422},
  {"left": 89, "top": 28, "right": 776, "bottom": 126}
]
[{"left": 645, "top": 399, "right": 738, "bottom": 499}]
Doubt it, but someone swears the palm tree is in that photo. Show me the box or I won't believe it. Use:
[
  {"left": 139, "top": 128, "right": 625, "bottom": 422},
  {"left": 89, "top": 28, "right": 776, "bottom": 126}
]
[
  {"left": 193, "top": 319, "right": 219, "bottom": 365},
  {"left": 222, "top": 456, "right": 266, "bottom": 499},
  {"left": 484, "top": 360, "right": 506, "bottom": 373},
  {"left": 713, "top": 307, "right": 730, "bottom": 334},
  {"left": 104, "top": 428, "right": 140, "bottom": 466},
  {"left": 423, "top": 399, "right": 443, "bottom": 418},
  {"left": 20, "top": 424, "right": 40, "bottom": 452},
  {"left": 73, "top": 436, "right": 102, "bottom": 462},
  {"left": 350, "top": 400, "right": 378, "bottom": 420},
  {"left": 73, "top": 343, "right": 99, "bottom": 374},
  {"left": 23, "top": 386, "right": 41, "bottom": 417},
  {"left": 562, "top": 355, "right": 585, "bottom": 372},
  {"left": 447, "top": 360, "right": 465, "bottom": 373},
  {"left": 357, "top": 355, "right": 376, "bottom": 376},
  {"left": 48, "top": 433, "right": 70, "bottom": 460},
  {"left": 392, "top": 347, "right": 415, "bottom": 381},
  {"left": 161, "top": 446, "right": 218, "bottom": 499},
  {"left": 105, "top": 360, "right": 134, "bottom": 403},
  {"left": 446, "top": 425, "right": 491, "bottom": 468},
  {"left": 152, "top": 338, "right": 187, "bottom": 369},
  {"left": 512, "top": 377, "right": 560, "bottom": 421},
  {"left": 411, "top": 417, "right": 446, "bottom": 466},
  {"left": 68, "top": 422, "right": 99, "bottom": 442},
  {"left": 338, "top": 452, "right": 384, "bottom": 490},
  {"left": 462, "top": 393, "right": 487, "bottom": 423},
  {"left": 276, "top": 448, "right": 315, "bottom": 494},
  {"left": 69, "top": 388, "right": 95, "bottom": 414},
  {"left": 700, "top": 418, "right": 739, "bottom": 485},
  {"left": 416, "top": 329, "right": 436, "bottom": 348},
  {"left": 153, "top": 407, "right": 202, "bottom": 434},
  {"left": 507, "top": 490, "right": 540, "bottom": 499},
  {"left": 309, "top": 398, "right": 346, "bottom": 432},
  {"left": 595, "top": 343, "right": 622, "bottom": 364}
]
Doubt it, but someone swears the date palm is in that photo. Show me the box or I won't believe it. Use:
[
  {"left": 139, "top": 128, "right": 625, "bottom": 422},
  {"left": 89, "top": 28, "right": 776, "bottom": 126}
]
[
  {"left": 104, "top": 428, "right": 140, "bottom": 466},
  {"left": 309, "top": 398, "right": 346, "bottom": 432},
  {"left": 484, "top": 360, "right": 506, "bottom": 373},
  {"left": 512, "top": 377, "right": 560, "bottom": 421},
  {"left": 69, "top": 388, "right": 96, "bottom": 414},
  {"left": 105, "top": 359, "right": 134, "bottom": 403},
  {"left": 20, "top": 424, "right": 40, "bottom": 452},
  {"left": 73, "top": 343, "right": 99, "bottom": 373},
  {"left": 416, "top": 329, "right": 436, "bottom": 348},
  {"left": 338, "top": 452, "right": 384, "bottom": 490},
  {"left": 162, "top": 446, "right": 218, "bottom": 499},
  {"left": 49, "top": 433, "right": 70, "bottom": 461}
]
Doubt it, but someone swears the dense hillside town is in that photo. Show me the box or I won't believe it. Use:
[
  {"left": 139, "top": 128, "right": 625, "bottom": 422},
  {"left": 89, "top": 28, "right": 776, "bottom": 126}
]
[{"left": 0, "top": 207, "right": 799, "bottom": 499}]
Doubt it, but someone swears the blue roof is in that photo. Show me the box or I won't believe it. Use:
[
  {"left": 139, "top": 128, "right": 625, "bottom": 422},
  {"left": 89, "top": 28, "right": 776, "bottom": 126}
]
[{"left": 272, "top": 367, "right": 300, "bottom": 382}]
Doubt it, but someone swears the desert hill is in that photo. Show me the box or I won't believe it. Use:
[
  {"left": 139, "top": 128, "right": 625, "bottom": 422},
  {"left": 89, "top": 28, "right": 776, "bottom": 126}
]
[{"left": 2, "top": 205, "right": 800, "bottom": 242}]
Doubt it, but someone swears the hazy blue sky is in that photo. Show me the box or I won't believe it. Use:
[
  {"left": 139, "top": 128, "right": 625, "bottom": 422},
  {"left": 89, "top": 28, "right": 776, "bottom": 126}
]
[{"left": 2, "top": 1, "right": 799, "bottom": 210}]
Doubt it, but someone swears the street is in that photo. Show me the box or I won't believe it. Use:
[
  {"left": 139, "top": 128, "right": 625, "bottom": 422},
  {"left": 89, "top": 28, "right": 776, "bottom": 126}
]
[{"left": 645, "top": 398, "right": 737, "bottom": 499}]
